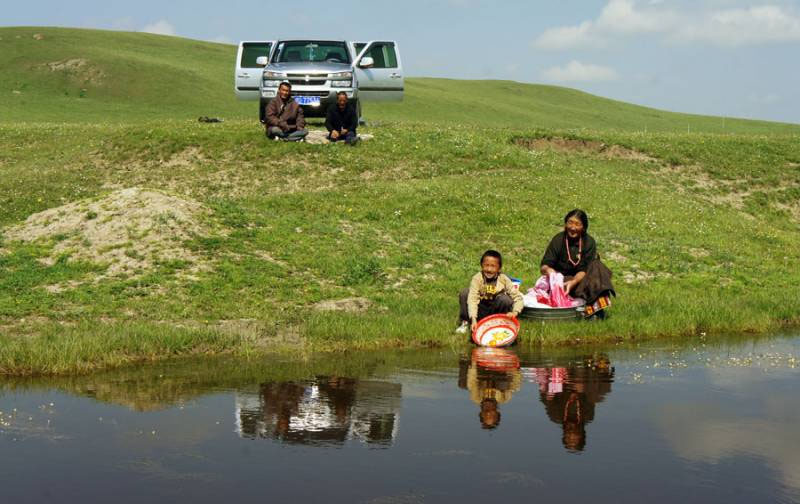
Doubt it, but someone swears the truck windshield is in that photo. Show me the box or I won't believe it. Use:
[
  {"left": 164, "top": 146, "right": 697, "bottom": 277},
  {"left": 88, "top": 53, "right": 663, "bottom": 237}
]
[{"left": 273, "top": 41, "right": 351, "bottom": 64}]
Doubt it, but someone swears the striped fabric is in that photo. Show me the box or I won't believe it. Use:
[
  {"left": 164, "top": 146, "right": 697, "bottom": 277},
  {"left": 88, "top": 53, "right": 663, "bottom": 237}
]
[{"left": 583, "top": 295, "right": 611, "bottom": 316}]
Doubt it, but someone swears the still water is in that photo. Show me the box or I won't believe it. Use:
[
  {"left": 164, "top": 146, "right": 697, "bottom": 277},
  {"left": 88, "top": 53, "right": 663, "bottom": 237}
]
[{"left": 1, "top": 333, "right": 798, "bottom": 503}]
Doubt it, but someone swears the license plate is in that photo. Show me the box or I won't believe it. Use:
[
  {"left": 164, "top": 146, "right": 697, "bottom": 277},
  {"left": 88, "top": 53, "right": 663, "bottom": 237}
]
[{"left": 295, "top": 96, "right": 321, "bottom": 106}]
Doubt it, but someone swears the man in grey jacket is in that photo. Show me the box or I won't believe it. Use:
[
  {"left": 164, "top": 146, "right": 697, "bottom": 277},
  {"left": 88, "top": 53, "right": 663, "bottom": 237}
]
[{"left": 265, "top": 82, "right": 308, "bottom": 142}]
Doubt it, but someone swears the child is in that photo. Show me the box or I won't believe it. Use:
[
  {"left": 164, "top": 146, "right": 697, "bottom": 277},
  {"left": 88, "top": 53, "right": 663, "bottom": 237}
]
[{"left": 456, "top": 250, "right": 524, "bottom": 334}]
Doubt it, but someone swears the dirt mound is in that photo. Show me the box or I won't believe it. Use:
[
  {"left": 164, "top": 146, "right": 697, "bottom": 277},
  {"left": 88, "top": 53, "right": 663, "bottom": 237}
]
[
  {"left": 42, "top": 58, "right": 105, "bottom": 85},
  {"left": 313, "top": 297, "right": 373, "bottom": 313},
  {"left": 4, "top": 187, "right": 211, "bottom": 277},
  {"left": 514, "top": 137, "right": 658, "bottom": 162}
]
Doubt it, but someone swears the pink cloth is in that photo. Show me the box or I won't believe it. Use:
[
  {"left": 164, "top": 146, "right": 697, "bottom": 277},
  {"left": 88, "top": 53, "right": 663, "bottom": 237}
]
[
  {"left": 549, "top": 367, "right": 566, "bottom": 395},
  {"left": 527, "top": 367, "right": 567, "bottom": 397},
  {"left": 532, "top": 276, "right": 549, "bottom": 305},
  {"left": 532, "top": 274, "right": 583, "bottom": 308},
  {"left": 548, "top": 272, "right": 572, "bottom": 307}
]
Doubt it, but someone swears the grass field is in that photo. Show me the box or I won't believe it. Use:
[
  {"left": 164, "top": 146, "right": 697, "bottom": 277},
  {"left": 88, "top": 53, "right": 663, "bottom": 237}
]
[{"left": 1, "top": 27, "right": 799, "bottom": 375}]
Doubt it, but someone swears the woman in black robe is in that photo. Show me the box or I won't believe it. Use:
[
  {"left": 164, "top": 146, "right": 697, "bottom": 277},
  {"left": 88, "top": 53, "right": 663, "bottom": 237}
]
[{"left": 540, "top": 209, "right": 615, "bottom": 318}]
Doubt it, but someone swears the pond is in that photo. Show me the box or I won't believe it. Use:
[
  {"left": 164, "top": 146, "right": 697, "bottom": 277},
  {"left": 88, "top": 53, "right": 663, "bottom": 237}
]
[{"left": 1, "top": 332, "right": 798, "bottom": 503}]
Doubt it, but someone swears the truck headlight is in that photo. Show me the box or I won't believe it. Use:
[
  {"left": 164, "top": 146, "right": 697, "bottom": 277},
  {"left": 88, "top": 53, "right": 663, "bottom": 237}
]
[
  {"left": 329, "top": 71, "right": 353, "bottom": 87},
  {"left": 264, "top": 71, "right": 287, "bottom": 78},
  {"left": 263, "top": 80, "right": 281, "bottom": 87}
]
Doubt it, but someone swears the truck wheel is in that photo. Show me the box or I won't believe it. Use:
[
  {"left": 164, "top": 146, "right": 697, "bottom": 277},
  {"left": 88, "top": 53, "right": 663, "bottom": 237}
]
[{"left": 259, "top": 98, "right": 266, "bottom": 124}]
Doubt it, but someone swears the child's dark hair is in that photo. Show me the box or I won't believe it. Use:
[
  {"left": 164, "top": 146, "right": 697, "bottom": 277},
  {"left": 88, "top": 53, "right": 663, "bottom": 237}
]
[
  {"left": 480, "top": 249, "right": 502, "bottom": 268},
  {"left": 564, "top": 209, "right": 589, "bottom": 231}
]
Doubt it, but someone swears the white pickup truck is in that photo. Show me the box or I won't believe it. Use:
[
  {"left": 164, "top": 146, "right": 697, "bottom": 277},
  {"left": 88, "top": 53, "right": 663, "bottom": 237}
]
[{"left": 234, "top": 39, "right": 404, "bottom": 121}]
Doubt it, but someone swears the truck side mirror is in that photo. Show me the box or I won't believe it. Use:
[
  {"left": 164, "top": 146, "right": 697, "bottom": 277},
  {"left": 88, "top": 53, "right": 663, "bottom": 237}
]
[
  {"left": 255, "top": 56, "right": 268, "bottom": 66},
  {"left": 358, "top": 56, "right": 374, "bottom": 69}
]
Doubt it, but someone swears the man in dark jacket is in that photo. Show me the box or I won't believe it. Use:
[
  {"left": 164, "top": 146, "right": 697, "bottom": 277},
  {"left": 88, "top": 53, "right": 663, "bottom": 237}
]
[
  {"left": 325, "top": 92, "right": 358, "bottom": 145},
  {"left": 265, "top": 82, "right": 308, "bottom": 142}
]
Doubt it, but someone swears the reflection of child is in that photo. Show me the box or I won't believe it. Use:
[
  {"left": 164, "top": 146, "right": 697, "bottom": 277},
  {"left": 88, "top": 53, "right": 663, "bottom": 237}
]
[
  {"left": 466, "top": 352, "right": 521, "bottom": 429},
  {"left": 456, "top": 250, "right": 523, "bottom": 334},
  {"left": 479, "top": 399, "right": 500, "bottom": 429}
]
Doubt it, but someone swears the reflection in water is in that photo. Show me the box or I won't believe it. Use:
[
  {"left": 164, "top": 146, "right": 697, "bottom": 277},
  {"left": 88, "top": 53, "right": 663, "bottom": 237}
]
[
  {"left": 527, "top": 355, "right": 614, "bottom": 452},
  {"left": 1, "top": 334, "right": 798, "bottom": 502},
  {"left": 458, "top": 348, "right": 522, "bottom": 429},
  {"left": 457, "top": 349, "right": 615, "bottom": 451},
  {"left": 235, "top": 377, "right": 402, "bottom": 446}
]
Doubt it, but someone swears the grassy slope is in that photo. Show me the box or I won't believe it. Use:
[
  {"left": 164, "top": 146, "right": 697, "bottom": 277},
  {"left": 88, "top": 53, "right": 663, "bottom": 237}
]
[
  {"left": 2, "top": 26, "right": 798, "bottom": 134},
  {"left": 1, "top": 27, "right": 799, "bottom": 375},
  {"left": 369, "top": 78, "right": 800, "bottom": 134},
  {"left": 0, "top": 27, "right": 252, "bottom": 122}
]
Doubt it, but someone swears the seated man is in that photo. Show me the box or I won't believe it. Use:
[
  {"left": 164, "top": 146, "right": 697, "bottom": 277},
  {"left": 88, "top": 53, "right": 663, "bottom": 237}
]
[
  {"left": 265, "top": 82, "right": 308, "bottom": 142},
  {"left": 325, "top": 91, "right": 359, "bottom": 145}
]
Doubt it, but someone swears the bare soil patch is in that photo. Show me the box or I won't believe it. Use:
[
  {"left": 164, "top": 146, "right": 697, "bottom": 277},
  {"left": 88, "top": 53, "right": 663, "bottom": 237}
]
[
  {"left": 41, "top": 58, "right": 106, "bottom": 85},
  {"left": 163, "top": 146, "right": 205, "bottom": 168},
  {"left": 604, "top": 251, "right": 629, "bottom": 264},
  {"left": 304, "top": 130, "right": 374, "bottom": 145},
  {"left": 170, "top": 318, "right": 304, "bottom": 348},
  {"left": 314, "top": 297, "right": 373, "bottom": 313},
  {"left": 688, "top": 247, "right": 710, "bottom": 259},
  {"left": 776, "top": 201, "right": 800, "bottom": 221},
  {"left": 4, "top": 187, "right": 212, "bottom": 278},
  {"left": 622, "top": 270, "right": 671, "bottom": 284},
  {"left": 656, "top": 164, "right": 800, "bottom": 221},
  {"left": 93, "top": 148, "right": 352, "bottom": 200},
  {"left": 43, "top": 280, "right": 84, "bottom": 294},
  {"left": 514, "top": 137, "right": 658, "bottom": 162}
]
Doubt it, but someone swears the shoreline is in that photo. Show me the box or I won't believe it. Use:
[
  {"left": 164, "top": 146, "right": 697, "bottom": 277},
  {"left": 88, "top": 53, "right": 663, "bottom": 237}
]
[{"left": 1, "top": 315, "right": 798, "bottom": 376}]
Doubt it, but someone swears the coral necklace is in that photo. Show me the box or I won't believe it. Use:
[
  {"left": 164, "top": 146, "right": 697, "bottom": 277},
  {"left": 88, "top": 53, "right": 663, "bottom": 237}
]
[{"left": 566, "top": 236, "right": 582, "bottom": 266}]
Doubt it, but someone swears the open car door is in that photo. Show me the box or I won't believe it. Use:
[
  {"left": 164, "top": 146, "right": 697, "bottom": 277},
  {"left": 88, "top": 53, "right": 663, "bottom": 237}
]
[
  {"left": 235, "top": 41, "right": 275, "bottom": 100},
  {"left": 353, "top": 41, "right": 404, "bottom": 102}
]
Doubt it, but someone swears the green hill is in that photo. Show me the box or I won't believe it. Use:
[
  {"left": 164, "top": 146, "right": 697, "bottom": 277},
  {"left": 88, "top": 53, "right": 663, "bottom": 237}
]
[
  {"left": 1, "top": 26, "right": 252, "bottom": 122},
  {"left": 1, "top": 27, "right": 799, "bottom": 375},
  {"left": 1, "top": 26, "right": 797, "bottom": 134},
  {"left": 369, "top": 78, "right": 800, "bottom": 134}
]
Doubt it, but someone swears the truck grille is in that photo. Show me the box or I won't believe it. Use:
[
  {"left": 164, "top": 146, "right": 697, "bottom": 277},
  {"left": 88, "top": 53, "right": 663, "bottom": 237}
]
[
  {"left": 288, "top": 79, "right": 327, "bottom": 86},
  {"left": 293, "top": 91, "right": 329, "bottom": 97},
  {"left": 287, "top": 74, "right": 327, "bottom": 86}
]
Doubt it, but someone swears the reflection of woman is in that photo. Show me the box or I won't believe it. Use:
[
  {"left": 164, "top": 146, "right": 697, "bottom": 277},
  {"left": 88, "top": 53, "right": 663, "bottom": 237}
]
[
  {"left": 538, "top": 356, "right": 614, "bottom": 452},
  {"left": 545, "top": 391, "right": 590, "bottom": 451},
  {"left": 540, "top": 209, "right": 615, "bottom": 318}
]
